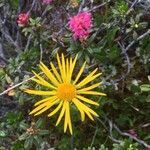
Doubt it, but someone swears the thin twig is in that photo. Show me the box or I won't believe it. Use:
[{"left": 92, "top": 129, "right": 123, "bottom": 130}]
[
  {"left": 25, "top": 34, "right": 32, "bottom": 51},
  {"left": 113, "top": 123, "right": 150, "bottom": 149},
  {"left": 90, "top": 127, "right": 99, "bottom": 148},
  {"left": 88, "top": 0, "right": 110, "bottom": 12},
  {"left": 125, "top": 29, "right": 150, "bottom": 52},
  {"left": 0, "top": 43, "right": 8, "bottom": 63},
  {"left": 78, "top": 0, "right": 85, "bottom": 12},
  {"left": 114, "top": 29, "right": 150, "bottom": 83},
  {"left": 97, "top": 117, "right": 150, "bottom": 148},
  {"left": 115, "top": 42, "right": 131, "bottom": 82},
  {"left": 39, "top": 43, "right": 43, "bottom": 62},
  {"left": 0, "top": 72, "right": 43, "bottom": 96},
  {"left": 28, "top": 0, "right": 36, "bottom": 13},
  {"left": 0, "top": 77, "right": 32, "bottom": 96},
  {"left": 126, "top": 0, "right": 138, "bottom": 15},
  {"left": 105, "top": 117, "right": 150, "bottom": 149},
  {"left": 108, "top": 119, "right": 122, "bottom": 143},
  {"left": 0, "top": 18, "right": 21, "bottom": 52}
]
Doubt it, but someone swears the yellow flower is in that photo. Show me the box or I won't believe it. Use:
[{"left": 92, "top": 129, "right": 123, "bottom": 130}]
[{"left": 24, "top": 54, "right": 106, "bottom": 134}]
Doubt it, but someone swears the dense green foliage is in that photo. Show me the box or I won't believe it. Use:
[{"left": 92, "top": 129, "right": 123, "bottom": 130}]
[{"left": 0, "top": 0, "right": 150, "bottom": 149}]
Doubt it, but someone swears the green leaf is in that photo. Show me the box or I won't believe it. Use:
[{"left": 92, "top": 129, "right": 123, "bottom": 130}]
[
  {"left": 6, "top": 112, "right": 23, "bottom": 125},
  {"left": 35, "top": 118, "right": 44, "bottom": 128},
  {"left": 88, "top": 32, "right": 97, "bottom": 43},
  {"left": 148, "top": 76, "right": 150, "bottom": 81},
  {"left": 144, "top": 134, "right": 150, "bottom": 140},
  {"left": 33, "top": 136, "right": 43, "bottom": 145},
  {"left": 108, "top": 45, "right": 120, "bottom": 61},
  {"left": 5, "top": 74, "right": 12, "bottom": 83},
  {"left": 11, "top": 141, "right": 24, "bottom": 150},
  {"left": 20, "top": 121, "right": 29, "bottom": 130},
  {"left": 0, "top": 131, "right": 7, "bottom": 137},
  {"left": 38, "top": 130, "right": 49, "bottom": 135},
  {"left": 106, "top": 27, "right": 119, "bottom": 46},
  {"left": 146, "top": 95, "right": 150, "bottom": 102},
  {"left": 140, "top": 84, "right": 150, "bottom": 92},
  {"left": 19, "top": 133, "right": 29, "bottom": 141},
  {"left": 24, "top": 137, "right": 33, "bottom": 150}
]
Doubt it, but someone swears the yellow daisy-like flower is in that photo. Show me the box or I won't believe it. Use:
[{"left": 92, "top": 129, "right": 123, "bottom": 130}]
[{"left": 24, "top": 54, "right": 106, "bottom": 134}]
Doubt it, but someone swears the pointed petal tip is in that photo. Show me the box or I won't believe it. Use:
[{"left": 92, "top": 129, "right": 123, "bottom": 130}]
[
  {"left": 96, "top": 103, "right": 100, "bottom": 106},
  {"left": 55, "top": 122, "right": 59, "bottom": 126},
  {"left": 34, "top": 103, "right": 38, "bottom": 106},
  {"left": 101, "top": 93, "right": 107, "bottom": 96},
  {"left": 34, "top": 113, "right": 39, "bottom": 116},
  {"left": 29, "top": 111, "right": 33, "bottom": 115},
  {"left": 75, "top": 53, "right": 78, "bottom": 59},
  {"left": 39, "top": 62, "right": 44, "bottom": 67},
  {"left": 94, "top": 113, "right": 99, "bottom": 117},
  {"left": 40, "top": 61, "right": 43, "bottom": 64},
  {"left": 23, "top": 89, "right": 29, "bottom": 93},
  {"left": 64, "top": 128, "right": 67, "bottom": 133},
  {"left": 56, "top": 53, "right": 59, "bottom": 58},
  {"left": 32, "top": 70, "right": 35, "bottom": 74}
]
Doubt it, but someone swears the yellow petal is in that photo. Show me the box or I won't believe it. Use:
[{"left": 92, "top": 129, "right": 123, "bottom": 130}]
[
  {"left": 57, "top": 54, "right": 64, "bottom": 82},
  {"left": 34, "top": 99, "right": 59, "bottom": 116},
  {"left": 64, "top": 101, "right": 69, "bottom": 133},
  {"left": 56, "top": 101, "right": 67, "bottom": 126},
  {"left": 75, "top": 98, "right": 99, "bottom": 117},
  {"left": 77, "top": 73, "right": 102, "bottom": 88},
  {"left": 68, "top": 57, "right": 73, "bottom": 82},
  {"left": 76, "top": 69, "right": 101, "bottom": 88},
  {"left": 39, "top": 62, "right": 59, "bottom": 86},
  {"left": 32, "top": 71, "right": 56, "bottom": 89},
  {"left": 29, "top": 100, "right": 55, "bottom": 115},
  {"left": 78, "top": 91, "right": 106, "bottom": 96},
  {"left": 76, "top": 95, "right": 99, "bottom": 106},
  {"left": 73, "top": 62, "right": 86, "bottom": 85},
  {"left": 34, "top": 96, "right": 57, "bottom": 106},
  {"left": 50, "top": 62, "right": 62, "bottom": 83},
  {"left": 69, "top": 55, "right": 78, "bottom": 81},
  {"left": 66, "top": 58, "right": 70, "bottom": 83},
  {"left": 31, "top": 78, "right": 49, "bottom": 88},
  {"left": 67, "top": 102, "right": 73, "bottom": 134},
  {"left": 72, "top": 98, "right": 85, "bottom": 121},
  {"left": 76, "top": 99, "right": 94, "bottom": 120},
  {"left": 61, "top": 54, "right": 66, "bottom": 82},
  {"left": 70, "top": 55, "right": 78, "bottom": 79},
  {"left": 48, "top": 100, "right": 63, "bottom": 117},
  {"left": 80, "top": 109, "right": 85, "bottom": 121},
  {"left": 24, "top": 89, "right": 56, "bottom": 96},
  {"left": 85, "top": 111, "right": 94, "bottom": 120},
  {"left": 77, "top": 83, "right": 101, "bottom": 92}
]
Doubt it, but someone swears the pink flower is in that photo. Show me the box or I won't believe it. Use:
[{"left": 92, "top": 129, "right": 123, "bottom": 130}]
[
  {"left": 69, "top": 12, "right": 92, "bottom": 40},
  {"left": 42, "top": 0, "right": 53, "bottom": 4},
  {"left": 17, "top": 13, "right": 30, "bottom": 26}
]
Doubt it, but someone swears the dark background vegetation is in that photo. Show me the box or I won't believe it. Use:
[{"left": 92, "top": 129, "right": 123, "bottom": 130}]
[{"left": 0, "top": 0, "right": 150, "bottom": 149}]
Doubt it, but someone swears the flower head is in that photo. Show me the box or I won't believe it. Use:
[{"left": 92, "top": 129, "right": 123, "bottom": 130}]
[
  {"left": 42, "top": 0, "right": 53, "bottom": 4},
  {"left": 24, "top": 54, "right": 106, "bottom": 134},
  {"left": 69, "top": 12, "right": 92, "bottom": 40},
  {"left": 17, "top": 13, "right": 30, "bottom": 26}
]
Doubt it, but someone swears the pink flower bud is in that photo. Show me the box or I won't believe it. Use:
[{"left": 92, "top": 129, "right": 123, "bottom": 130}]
[
  {"left": 17, "top": 13, "right": 30, "bottom": 27},
  {"left": 69, "top": 12, "right": 92, "bottom": 40}
]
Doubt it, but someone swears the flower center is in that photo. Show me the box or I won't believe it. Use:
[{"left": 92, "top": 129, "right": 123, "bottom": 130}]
[{"left": 57, "top": 83, "right": 76, "bottom": 101}]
